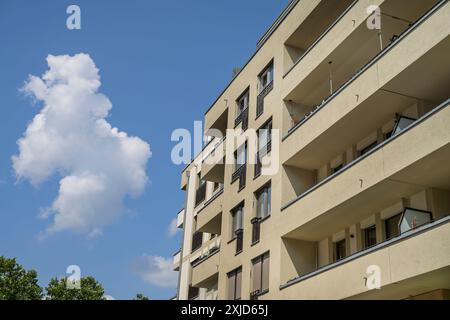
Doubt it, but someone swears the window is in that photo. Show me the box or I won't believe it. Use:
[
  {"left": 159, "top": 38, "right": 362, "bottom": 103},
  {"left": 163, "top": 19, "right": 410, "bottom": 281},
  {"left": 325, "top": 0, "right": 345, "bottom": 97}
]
[
  {"left": 258, "top": 120, "right": 272, "bottom": 153},
  {"left": 257, "top": 62, "right": 274, "bottom": 117},
  {"left": 258, "top": 62, "right": 273, "bottom": 93},
  {"left": 255, "top": 120, "right": 272, "bottom": 177},
  {"left": 385, "top": 213, "right": 402, "bottom": 240},
  {"left": 255, "top": 183, "right": 271, "bottom": 220},
  {"left": 251, "top": 217, "right": 260, "bottom": 245},
  {"left": 399, "top": 208, "right": 432, "bottom": 233},
  {"left": 188, "top": 286, "right": 199, "bottom": 300},
  {"left": 236, "top": 90, "right": 249, "bottom": 119},
  {"left": 333, "top": 239, "right": 346, "bottom": 262},
  {"left": 384, "top": 130, "right": 393, "bottom": 140},
  {"left": 331, "top": 163, "right": 343, "bottom": 174},
  {"left": 234, "top": 143, "right": 247, "bottom": 172},
  {"left": 191, "top": 231, "right": 203, "bottom": 253},
  {"left": 251, "top": 252, "right": 270, "bottom": 299},
  {"left": 195, "top": 174, "right": 206, "bottom": 206},
  {"left": 232, "top": 144, "right": 247, "bottom": 189},
  {"left": 227, "top": 267, "right": 242, "bottom": 300},
  {"left": 358, "top": 141, "right": 378, "bottom": 156},
  {"left": 363, "top": 225, "right": 377, "bottom": 249},
  {"left": 213, "top": 182, "right": 222, "bottom": 192},
  {"left": 231, "top": 203, "right": 244, "bottom": 239},
  {"left": 392, "top": 115, "right": 416, "bottom": 136},
  {"left": 235, "top": 89, "right": 250, "bottom": 129}
]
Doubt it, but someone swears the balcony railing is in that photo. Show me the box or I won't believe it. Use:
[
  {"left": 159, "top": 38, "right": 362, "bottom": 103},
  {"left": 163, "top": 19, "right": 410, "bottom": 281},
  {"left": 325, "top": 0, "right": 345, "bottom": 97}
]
[
  {"left": 172, "top": 250, "right": 181, "bottom": 270},
  {"left": 256, "top": 81, "right": 273, "bottom": 118},
  {"left": 255, "top": 140, "right": 272, "bottom": 178},
  {"left": 235, "top": 107, "right": 249, "bottom": 131},
  {"left": 284, "top": 0, "right": 446, "bottom": 139},
  {"left": 176, "top": 208, "right": 184, "bottom": 228},
  {"left": 282, "top": 98, "right": 450, "bottom": 212},
  {"left": 281, "top": 215, "right": 450, "bottom": 290},
  {"left": 202, "top": 185, "right": 224, "bottom": 209},
  {"left": 191, "top": 236, "right": 221, "bottom": 267},
  {"left": 232, "top": 164, "right": 247, "bottom": 190}
]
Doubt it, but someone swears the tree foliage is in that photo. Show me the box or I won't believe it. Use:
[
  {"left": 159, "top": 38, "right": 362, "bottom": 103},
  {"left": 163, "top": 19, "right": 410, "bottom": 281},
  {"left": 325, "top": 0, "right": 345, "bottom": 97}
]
[
  {"left": 0, "top": 256, "right": 43, "bottom": 300},
  {"left": 2, "top": 255, "right": 149, "bottom": 300},
  {"left": 134, "top": 293, "right": 150, "bottom": 300},
  {"left": 45, "top": 276, "right": 105, "bottom": 300}
]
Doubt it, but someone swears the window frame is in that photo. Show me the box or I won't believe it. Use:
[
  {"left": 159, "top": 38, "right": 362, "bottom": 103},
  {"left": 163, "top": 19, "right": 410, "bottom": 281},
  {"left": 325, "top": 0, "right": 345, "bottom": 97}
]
[
  {"left": 384, "top": 213, "right": 402, "bottom": 240},
  {"left": 230, "top": 202, "right": 244, "bottom": 240},
  {"left": 363, "top": 225, "right": 377, "bottom": 249},
  {"left": 251, "top": 251, "right": 270, "bottom": 298},
  {"left": 236, "top": 89, "right": 249, "bottom": 120},
  {"left": 333, "top": 239, "right": 346, "bottom": 262},
  {"left": 331, "top": 163, "right": 344, "bottom": 175},
  {"left": 258, "top": 61, "right": 274, "bottom": 94},
  {"left": 254, "top": 182, "right": 271, "bottom": 220},
  {"left": 234, "top": 142, "right": 247, "bottom": 172},
  {"left": 227, "top": 267, "right": 242, "bottom": 300},
  {"left": 358, "top": 141, "right": 378, "bottom": 157},
  {"left": 258, "top": 119, "right": 272, "bottom": 152}
]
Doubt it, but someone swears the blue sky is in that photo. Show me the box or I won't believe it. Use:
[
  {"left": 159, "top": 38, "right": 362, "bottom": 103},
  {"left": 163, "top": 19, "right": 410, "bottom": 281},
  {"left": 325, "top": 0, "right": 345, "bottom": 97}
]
[{"left": 0, "top": 0, "right": 289, "bottom": 299}]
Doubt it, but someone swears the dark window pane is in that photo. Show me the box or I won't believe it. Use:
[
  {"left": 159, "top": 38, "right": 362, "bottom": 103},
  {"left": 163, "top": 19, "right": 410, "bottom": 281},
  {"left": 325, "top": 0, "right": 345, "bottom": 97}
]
[
  {"left": 188, "top": 286, "right": 199, "bottom": 300},
  {"left": 363, "top": 225, "right": 377, "bottom": 248},
  {"left": 359, "top": 141, "right": 378, "bottom": 156},
  {"left": 191, "top": 231, "right": 203, "bottom": 252},
  {"left": 331, "top": 163, "right": 343, "bottom": 174},
  {"left": 334, "top": 239, "right": 346, "bottom": 261},
  {"left": 385, "top": 213, "right": 402, "bottom": 240},
  {"left": 227, "top": 267, "right": 242, "bottom": 300}
]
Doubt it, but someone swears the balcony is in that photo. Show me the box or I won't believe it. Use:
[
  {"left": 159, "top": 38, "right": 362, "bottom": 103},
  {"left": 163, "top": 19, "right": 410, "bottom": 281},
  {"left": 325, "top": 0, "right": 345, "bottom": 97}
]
[
  {"left": 191, "top": 236, "right": 221, "bottom": 288},
  {"left": 176, "top": 208, "right": 184, "bottom": 229},
  {"left": 172, "top": 250, "right": 181, "bottom": 272},
  {"left": 279, "top": 216, "right": 450, "bottom": 300},
  {"left": 283, "top": 0, "right": 444, "bottom": 136},
  {"left": 280, "top": 99, "right": 450, "bottom": 241},
  {"left": 283, "top": 0, "right": 355, "bottom": 74},
  {"left": 204, "top": 97, "right": 229, "bottom": 137},
  {"left": 282, "top": 1, "right": 450, "bottom": 166},
  {"left": 201, "top": 137, "right": 226, "bottom": 184},
  {"left": 196, "top": 186, "right": 223, "bottom": 234}
]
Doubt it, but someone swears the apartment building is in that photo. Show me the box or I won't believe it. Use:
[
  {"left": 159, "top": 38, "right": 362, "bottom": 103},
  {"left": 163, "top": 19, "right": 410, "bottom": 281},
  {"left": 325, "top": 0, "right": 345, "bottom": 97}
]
[{"left": 172, "top": 0, "right": 450, "bottom": 300}]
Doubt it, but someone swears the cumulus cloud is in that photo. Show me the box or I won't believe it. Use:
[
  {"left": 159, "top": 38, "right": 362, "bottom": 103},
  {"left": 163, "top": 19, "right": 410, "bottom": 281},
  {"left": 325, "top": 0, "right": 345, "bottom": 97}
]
[
  {"left": 132, "top": 255, "right": 177, "bottom": 288},
  {"left": 12, "top": 53, "right": 151, "bottom": 236},
  {"left": 167, "top": 218, "right": 179, "bottom": 238}
]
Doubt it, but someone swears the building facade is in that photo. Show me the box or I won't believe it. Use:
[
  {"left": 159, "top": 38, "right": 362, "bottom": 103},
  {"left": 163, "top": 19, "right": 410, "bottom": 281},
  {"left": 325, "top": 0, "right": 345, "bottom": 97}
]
[{"left": 173, "top": 0, "right": 450, "bottom": 300}]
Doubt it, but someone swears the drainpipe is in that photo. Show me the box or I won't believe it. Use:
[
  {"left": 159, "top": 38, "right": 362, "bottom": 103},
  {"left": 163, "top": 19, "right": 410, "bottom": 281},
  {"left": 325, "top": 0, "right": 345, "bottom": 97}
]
[{"left": 177, "top": 170, "right": 190, "bottom": 300}]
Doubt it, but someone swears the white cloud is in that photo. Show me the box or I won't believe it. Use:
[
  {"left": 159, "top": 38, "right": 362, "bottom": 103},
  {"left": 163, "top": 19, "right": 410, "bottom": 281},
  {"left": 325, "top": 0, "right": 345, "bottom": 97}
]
[
  {"left": 12, "top": 53, "right": 151, "bottom": 236},
  {"left": 132, "top": 255, "right": 177, "bottom": 288},
  {"left": 167, "top": 218, "right": 179, "bottom": 238}
]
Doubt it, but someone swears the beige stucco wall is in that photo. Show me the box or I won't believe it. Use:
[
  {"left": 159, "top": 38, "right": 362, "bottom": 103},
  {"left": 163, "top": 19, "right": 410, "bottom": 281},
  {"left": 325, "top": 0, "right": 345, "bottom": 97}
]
[{"left": 175, "top": 0, "right": 450, "bottom": 300}]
